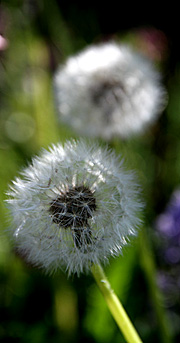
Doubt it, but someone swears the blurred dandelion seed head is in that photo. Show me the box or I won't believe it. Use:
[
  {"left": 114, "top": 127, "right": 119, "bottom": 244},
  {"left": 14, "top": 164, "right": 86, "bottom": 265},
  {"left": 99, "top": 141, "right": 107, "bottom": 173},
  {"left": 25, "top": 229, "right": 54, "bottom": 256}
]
[
  {"left": 6, "top": 140, "right": 143, "bottom": 276},
  {"left": 54, "top": 42, "right": 167, "bottom": 140}
]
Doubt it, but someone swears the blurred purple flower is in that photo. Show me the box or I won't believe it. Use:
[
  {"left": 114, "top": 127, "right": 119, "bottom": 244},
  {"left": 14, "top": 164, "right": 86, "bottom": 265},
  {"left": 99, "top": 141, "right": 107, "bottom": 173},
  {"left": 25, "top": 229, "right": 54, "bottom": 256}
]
[
  {"left": 134, "top": 27, "right": 168, "bottom": 62},
  {"left": 0, "top": 35, "right": 8, "bottom": 51},
  {"left": 156, "top": 190, "right": 180, "bottom": 265},
  {"left": 157, "top": 269, "right": 180, "bottom": 307},
  {"left": 155, "top": 190, "right": 180, "bottom": 333}
]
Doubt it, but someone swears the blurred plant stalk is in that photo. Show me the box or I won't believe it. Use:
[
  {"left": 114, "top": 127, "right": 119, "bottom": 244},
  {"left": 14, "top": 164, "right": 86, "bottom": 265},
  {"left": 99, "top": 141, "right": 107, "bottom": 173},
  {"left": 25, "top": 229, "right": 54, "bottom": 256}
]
[{"left": 139, "top": 228, "right": 173, "bottom": 343}]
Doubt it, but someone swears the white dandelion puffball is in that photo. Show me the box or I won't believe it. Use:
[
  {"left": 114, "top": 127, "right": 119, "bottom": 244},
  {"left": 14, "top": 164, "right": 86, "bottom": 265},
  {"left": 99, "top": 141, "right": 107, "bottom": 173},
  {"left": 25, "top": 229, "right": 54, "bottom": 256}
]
[
  {"left": 7, "top": 140, "right": 142, "bottom": 276},
  {"left": 54, "top": 42, "right": 167, "bottom": 140}
]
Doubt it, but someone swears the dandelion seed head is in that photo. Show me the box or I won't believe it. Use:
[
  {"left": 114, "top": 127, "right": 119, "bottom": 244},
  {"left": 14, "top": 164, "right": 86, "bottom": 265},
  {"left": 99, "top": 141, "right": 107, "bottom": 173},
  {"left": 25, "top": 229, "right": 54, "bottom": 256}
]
[
  {"left": 6, "top": 140, "right": 143, "bottom": 276},
  {"left": 54, "top": 42, "right": 167, "bottom": 140}
]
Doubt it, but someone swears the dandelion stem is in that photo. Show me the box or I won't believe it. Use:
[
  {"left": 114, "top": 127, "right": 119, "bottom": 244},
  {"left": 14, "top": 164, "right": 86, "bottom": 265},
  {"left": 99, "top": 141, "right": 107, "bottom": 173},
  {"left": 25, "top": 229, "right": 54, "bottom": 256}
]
[{"left": 91, "top": 263, "right": 143, "bottom": 343}]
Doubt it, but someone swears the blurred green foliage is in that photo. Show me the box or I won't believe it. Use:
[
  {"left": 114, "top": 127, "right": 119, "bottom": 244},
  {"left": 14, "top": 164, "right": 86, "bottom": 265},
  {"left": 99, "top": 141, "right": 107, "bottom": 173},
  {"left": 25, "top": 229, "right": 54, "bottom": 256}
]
[{"left": 0, "top": 1, "right": 180, "bottom": 343}]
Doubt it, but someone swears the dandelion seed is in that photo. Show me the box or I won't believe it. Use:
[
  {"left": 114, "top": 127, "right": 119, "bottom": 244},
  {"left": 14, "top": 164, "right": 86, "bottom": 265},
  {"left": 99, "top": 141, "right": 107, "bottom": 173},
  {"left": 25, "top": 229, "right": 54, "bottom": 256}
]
[
  {"left": 6, "top": 139, "right": 142, "bottom": 276},
  {"left": 54, "top": 41, "right": 167, "bottom": 140}
]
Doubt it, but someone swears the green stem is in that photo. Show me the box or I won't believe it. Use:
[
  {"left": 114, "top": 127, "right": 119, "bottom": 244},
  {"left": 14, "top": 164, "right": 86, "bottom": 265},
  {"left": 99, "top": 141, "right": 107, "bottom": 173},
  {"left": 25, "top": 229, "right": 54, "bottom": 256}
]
[{"left": 91, "top": 263, "right": 143, "bottom": 343}]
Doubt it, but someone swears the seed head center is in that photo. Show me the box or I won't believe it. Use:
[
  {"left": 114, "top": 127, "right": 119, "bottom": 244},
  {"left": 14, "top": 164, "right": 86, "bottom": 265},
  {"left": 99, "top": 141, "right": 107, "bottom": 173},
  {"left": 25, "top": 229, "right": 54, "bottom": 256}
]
[
  {"left": 49, "top": 185, "right": 96, "bottom": 229},
  {"left": 91, "top": 79, "right": 124, "bottom": 103},
  {"left": 90, "top": 79, "right": 125, "bottom": 123}
]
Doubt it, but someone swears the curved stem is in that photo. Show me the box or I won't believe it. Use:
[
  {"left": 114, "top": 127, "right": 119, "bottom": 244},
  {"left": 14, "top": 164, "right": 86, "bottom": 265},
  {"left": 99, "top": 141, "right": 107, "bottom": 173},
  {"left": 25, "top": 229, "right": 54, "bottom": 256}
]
[{"left": 91, "top": 263, "right": 143, "bottom": 343}]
